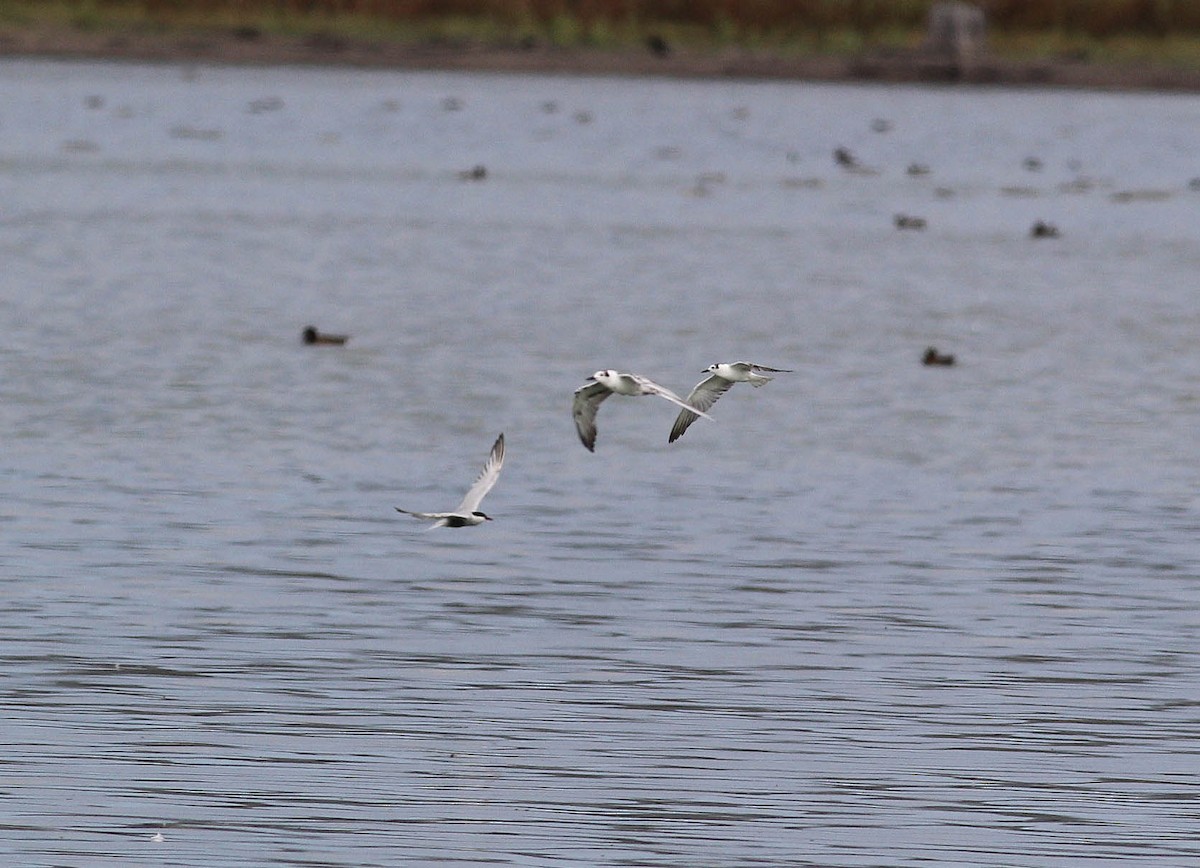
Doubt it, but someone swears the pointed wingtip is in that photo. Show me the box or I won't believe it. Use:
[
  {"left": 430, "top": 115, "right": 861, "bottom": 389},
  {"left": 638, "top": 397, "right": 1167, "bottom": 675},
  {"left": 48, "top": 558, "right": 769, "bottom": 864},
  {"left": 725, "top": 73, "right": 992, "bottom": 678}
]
[
  {"left": 575, "top": 424, "right": 596, "bottom": 451},
  {"left": 669, "top": 418, "right": 697, "bottom": 442}
]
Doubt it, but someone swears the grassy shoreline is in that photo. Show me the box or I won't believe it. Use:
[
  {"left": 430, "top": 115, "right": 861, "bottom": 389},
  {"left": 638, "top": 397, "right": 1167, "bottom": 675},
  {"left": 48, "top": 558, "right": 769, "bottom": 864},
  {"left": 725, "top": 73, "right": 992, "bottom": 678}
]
[{"left": 4, "top": 2, "right": 1200, "bottom": 90}]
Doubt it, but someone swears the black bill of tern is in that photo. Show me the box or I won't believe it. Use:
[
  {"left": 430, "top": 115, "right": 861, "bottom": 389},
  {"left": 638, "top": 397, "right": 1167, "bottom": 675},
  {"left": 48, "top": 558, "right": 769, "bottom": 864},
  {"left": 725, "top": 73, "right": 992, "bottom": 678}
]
[
  {"left": 395, "top": 433, "right": 505, "bottom": 528},
  {"left": 668, "top": 362, "right": 793, "bottom": 443},
  {"left": 572, "top": 369, "right": 713, "bottom": 452}
]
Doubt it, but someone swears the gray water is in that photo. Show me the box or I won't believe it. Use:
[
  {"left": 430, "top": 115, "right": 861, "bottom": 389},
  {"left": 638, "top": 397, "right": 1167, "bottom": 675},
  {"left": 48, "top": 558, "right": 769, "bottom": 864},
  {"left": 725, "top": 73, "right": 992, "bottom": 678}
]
[{"left": 3, "top": 58, "right": 1199, "bottom": 866}]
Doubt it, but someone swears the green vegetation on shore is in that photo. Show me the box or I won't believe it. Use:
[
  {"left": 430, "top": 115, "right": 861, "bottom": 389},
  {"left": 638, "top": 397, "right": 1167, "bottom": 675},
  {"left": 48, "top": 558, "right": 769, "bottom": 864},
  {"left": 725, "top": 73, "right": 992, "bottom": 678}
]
[{"left": 5, "top": 0, "right": 1200, "bottom": 69}]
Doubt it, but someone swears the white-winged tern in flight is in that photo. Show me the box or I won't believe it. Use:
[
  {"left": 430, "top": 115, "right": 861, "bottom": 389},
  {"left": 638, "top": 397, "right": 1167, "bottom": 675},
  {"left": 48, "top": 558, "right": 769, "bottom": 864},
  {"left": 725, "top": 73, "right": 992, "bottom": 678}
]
[
  {"left": 395, "top": 433, "right": 505, "bottom": 528},
  {"left": 669, "top": 362, "right": 792, "bottom": 443},
  {"left": 573, "top": 369, "right": 712, "bottom": 452}
]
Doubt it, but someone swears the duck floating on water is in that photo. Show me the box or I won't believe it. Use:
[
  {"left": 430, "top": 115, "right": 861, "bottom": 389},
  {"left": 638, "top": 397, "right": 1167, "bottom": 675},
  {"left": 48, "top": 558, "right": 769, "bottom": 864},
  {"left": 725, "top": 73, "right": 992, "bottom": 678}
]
[
  {"left": 1030, "top": 220, "right": 1060, "bottom": 239},
  {"left": 302, "top": 326, "right": 349, "bottom": 346},
  {"left": 922, "top": 347, "right": 955, "bottom": 366},
  {"left": 894, "top": 213, "right": 927, "bottom": 230}
]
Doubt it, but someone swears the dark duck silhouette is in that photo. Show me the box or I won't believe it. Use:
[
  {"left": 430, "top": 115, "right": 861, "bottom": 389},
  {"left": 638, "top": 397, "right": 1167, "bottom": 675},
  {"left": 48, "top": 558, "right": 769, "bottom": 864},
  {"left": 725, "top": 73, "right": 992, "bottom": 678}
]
[
  {"left": 923, "top": 347, "right": 955, "bottom": 366},
  {"left": 302, "top": 326, "right": 349, "bottom": 346}
]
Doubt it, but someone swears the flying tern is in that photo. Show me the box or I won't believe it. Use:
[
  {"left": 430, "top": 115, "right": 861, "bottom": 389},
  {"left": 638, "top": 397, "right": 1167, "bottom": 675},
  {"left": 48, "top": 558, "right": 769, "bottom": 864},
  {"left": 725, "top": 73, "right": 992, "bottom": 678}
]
[
  {"left": 572, "top": 369, "right": 712, "bottom": 452},
  {"left": 669, "top": 362, "right": 792, "bottom": 443},
  {"left": 395, "top": 433, "right": 505, "bottom": 528}
]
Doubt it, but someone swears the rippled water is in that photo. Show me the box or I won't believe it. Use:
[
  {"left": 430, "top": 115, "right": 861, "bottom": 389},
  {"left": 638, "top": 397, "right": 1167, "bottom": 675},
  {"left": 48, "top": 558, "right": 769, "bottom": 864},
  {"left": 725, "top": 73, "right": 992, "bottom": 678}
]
[{"left": 3, "top": 58, "right": 1199, "bottom": 865}]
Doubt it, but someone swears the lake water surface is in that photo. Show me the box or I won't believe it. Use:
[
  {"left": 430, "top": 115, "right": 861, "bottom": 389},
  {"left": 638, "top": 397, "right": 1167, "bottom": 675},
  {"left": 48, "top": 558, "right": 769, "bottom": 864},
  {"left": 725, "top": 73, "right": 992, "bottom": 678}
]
[{"left": 2, "top": 59, "right": 1199, "bottom": 866}]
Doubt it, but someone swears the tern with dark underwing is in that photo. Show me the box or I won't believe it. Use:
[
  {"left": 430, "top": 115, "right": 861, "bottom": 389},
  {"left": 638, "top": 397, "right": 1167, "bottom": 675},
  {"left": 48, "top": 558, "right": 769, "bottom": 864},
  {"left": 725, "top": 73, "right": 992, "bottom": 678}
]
[
  {"left": 395, "top": 433, "right": 505, "bottom": 528},
  {"left": 669, "top": 362, "right": 792, "bottom": 443},
  {"left": 573, "top": 369, "right": 712, "bottom": 452}
]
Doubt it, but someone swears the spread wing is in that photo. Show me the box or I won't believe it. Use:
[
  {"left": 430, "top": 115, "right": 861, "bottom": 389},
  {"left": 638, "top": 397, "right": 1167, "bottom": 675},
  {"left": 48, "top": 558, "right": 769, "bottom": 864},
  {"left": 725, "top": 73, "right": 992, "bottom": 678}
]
[
  {"left": 395, "top": 508, "right": 453, "bottom": 521},
  {"left": 629, "top": 373, "right": 713, "bottom": 417},
  {"left": 455, "top": 433, "right": 505, "bottom": 513},
  {"left": 393, "top": 509, "right": 454, "bottom": 530},
  {"left": 572, "top": 379, "right": 611, "bottom": 452},
  {"left": 745, "top": 363, "right": 793, "bottom": 373},
  {"left": 669, "top": 374, "right": 733, "bottom": 442}
]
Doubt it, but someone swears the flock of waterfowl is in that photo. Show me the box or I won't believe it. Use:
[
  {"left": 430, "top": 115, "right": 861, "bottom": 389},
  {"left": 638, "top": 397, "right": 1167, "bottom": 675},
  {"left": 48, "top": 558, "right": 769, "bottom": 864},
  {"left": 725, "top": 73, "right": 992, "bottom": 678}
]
[
  {"left": 832, "top": 142, "right": 1068, "bottom": 239},
  {"left": 445, "top": 117, "right": 1081, "bottom": 239},
  {"left": 75, "top": 81, "right": 1190, "bottom": 251}
]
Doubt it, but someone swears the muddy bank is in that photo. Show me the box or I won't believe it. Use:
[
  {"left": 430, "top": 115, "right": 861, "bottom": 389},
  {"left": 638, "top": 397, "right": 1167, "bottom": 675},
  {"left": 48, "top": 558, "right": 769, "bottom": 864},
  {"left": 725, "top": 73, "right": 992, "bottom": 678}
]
[{"left": 4, "top": 25, "right": 1200, "bottom": 92}]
